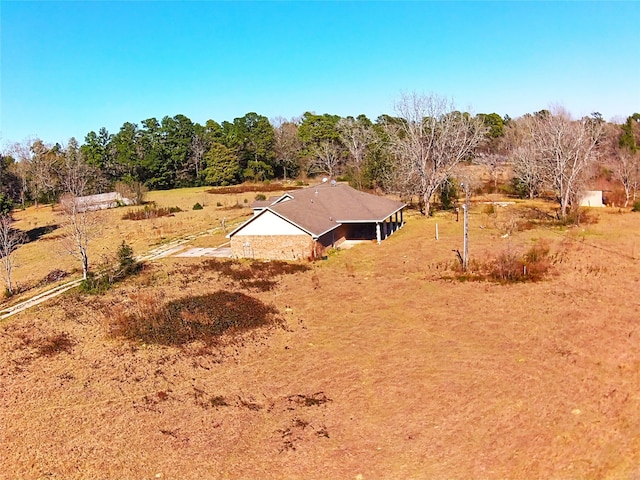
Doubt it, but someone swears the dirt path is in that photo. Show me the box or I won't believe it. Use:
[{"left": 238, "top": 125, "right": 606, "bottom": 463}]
[
  {"left": 0, "top": 279, "right": 84, "bottom": 320},
  {"left": 0, "top": 226, "right": 234, "bottom": 321}
]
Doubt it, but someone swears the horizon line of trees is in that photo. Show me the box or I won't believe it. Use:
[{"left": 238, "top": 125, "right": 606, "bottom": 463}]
[{"left": 1, "top": 95, "right": 639, "bottom": 216}]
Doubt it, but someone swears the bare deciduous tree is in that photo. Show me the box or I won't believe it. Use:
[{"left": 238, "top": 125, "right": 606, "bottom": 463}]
[
  {"left": 115, "top": 180, "right": 147, "bottom": 206},
  {"left": 59, "top": 138, "right": 95, "bottom": 280},
  {"left": 7, "top": 139, "right": 35, "bottom": 207},
  {"left": 272, "top": 116, "right": 303, "bottom": 180},
  {"left": 510, "top": 139, "right": 546, "bottom": 199},
  {"left": 382, "top": 92, "right": 488, "bottom": 215},
  {"left": 60, "top": 193, "right": 92, "bottom": 280},
  {"left": 475, "top": 153, "right": 507, "bottom": 192},
  {"left": 613, "top": 150, "right": 640, "bottom": 207},
  {"left": 0, "top": 215, "right": 24, "bottom": 296},
  {"left": 188, "top": 133, "right": 206, "bottom": 180},
  {"left": 337, "top": 116, "right": 377, "bottom": 190},
  {"left": 527, "top": 107, "right": 604, "bottom": 218},
  {"left": 311, "top": 140, "right": 342, "bottom": 178},
  {"left": 29, "top": 139, "right": 60, "bottom": 207},
  {"left": 604, "top": 122, "right": 640, "bottom": 207}
]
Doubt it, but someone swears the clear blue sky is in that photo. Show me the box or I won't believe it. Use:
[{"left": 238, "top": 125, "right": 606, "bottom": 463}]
[{"left": 1, "top": 0, "right": 639, "bottom": 147}]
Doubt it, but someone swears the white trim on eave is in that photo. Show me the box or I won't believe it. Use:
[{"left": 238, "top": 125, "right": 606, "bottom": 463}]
[{"left": 272, "top": 193, "right": 294, "bottom": 204}]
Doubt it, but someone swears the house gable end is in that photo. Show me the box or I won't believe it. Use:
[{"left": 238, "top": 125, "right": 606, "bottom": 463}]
[{"left": 229, "top": 209, "right": 310, "bottom": 237}]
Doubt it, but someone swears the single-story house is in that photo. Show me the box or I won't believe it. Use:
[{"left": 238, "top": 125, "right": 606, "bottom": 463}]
[{"left": 227, "top": 183, "right": 406, "bottom": 260}]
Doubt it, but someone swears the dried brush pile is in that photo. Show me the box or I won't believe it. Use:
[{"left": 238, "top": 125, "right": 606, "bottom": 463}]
[
  {"left": 444, "top": 241, "right": 555, "bottom": 284},
  {"left": 206, "top": 183, "right": 302, "bottom": 195},
  {"left": 488, "top": 242, "right": 552, "bottom": 283},
  {"left": 110, "top": 290, "right": 279, "bottom": 346},
  {"left": 122, "top": 204, "right": 182, "bottom": 220}
]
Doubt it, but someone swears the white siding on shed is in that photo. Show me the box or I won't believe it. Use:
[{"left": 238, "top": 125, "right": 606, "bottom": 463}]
[
  {"left": 580, "top": 191, "right": 604, "bottom": 207},
  {"left": 233, "top": 210, "right": 308, "bottom": 236}
]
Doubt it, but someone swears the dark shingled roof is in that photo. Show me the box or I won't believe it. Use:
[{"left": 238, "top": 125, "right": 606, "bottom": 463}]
[{"left": 256, "top": 183, "right": 405, "bottom": 237}]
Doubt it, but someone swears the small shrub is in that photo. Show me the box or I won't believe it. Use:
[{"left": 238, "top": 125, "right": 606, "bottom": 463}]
[
  {"left": 509, "top": 177, "right": 531, "bottom": 199},
  {"left": 78, "top": 243, "right": 140, "bottom": 295},
  {"left": 216, "top": 201, "right": 223, "bottom": 207},
  {"left": 255, "top": 194, "right": 267, "bottom": 201},
  {"left": 632, "top": 200, "right": 640, "bottom": 212},
  {"left": 116, "top": 241, "right": 140, "bottom": 278},
  {"left": 438, "top": 177, "right": 458, "bottom": 210},
  {"left": 79, "top": 273, "right": 111, "bottom": 294},
  {"left": 122, "top": 205, "right": 182, "bottom": 220},
  {"left": 490, "top": 248, "right": 523, "bottom": 282},
  {"left": 559, "top": 208, "right": 599, "bottom": 226},
  {"left": 193, "top": 202, "right": 203, "bottom": 210},
  {"left": 489, "top": 242, "right": 551, "bottom": 283},
  {"left": 483, "top": 203, "right": 496, "bottom": 215}
]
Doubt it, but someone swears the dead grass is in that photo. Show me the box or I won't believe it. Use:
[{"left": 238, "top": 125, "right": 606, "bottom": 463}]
[
  {"left": 1, "top": 195, "right": 639, "bottom": 479},
  {"left": 110, "top": 290, "right": 280, "bottom": 346},
  {"left": 189, "top": 258, "right": 310, "bottom": 291},
  {"left": 2, "top": 187, "right": 252, "bottom": 305}
]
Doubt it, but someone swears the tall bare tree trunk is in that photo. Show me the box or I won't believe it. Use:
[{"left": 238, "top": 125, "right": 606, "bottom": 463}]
[
  {"left": 0, "top": 215, "right": 24, "bottom": 295},
  {"left": 382, "top": 92, "right": 488, "bottom": 216}
]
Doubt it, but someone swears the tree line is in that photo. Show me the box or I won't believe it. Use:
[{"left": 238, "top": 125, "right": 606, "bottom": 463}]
[{"left": 1, "top": 94, "right": 639, "bottom": 217}]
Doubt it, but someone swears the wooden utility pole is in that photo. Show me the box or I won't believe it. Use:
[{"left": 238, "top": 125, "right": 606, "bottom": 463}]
[{"left": 461, "top": 182, "right": 470, "bottom": 271}]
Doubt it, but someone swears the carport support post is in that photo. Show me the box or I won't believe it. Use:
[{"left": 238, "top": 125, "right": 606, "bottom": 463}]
[{"left": 376, "top": 223, "right": 381, "bottom": 244}]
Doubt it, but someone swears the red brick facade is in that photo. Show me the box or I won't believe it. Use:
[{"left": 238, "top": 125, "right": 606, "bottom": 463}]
[{"left": 230, "top": 235, "right": 315, "bottom": 261}]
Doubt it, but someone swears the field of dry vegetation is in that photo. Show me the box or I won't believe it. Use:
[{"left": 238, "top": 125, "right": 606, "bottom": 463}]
[{"left": 1, "top": 187, "right": 639, "bottom": 479}]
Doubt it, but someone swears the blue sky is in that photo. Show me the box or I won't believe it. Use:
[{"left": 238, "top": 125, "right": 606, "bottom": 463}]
[{"left": 1, "top": 1, "right": 639, "bottom": 146}]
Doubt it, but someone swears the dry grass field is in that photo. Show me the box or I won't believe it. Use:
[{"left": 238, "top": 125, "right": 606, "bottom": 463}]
[
  {"left": 1, "top": 188, "right": 639, "bottom": 479},
  {"left": 3, "top": 187, "right": 259, "bottom": 301}
]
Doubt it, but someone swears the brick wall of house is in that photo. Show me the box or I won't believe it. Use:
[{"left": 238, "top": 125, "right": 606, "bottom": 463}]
[
  {"left": 230, "top": 235, "right": 315, "bottom": 261},
  {"left": 318, "top": 225, "right": 347, "bottom": 248}
]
